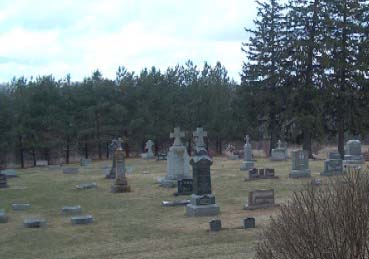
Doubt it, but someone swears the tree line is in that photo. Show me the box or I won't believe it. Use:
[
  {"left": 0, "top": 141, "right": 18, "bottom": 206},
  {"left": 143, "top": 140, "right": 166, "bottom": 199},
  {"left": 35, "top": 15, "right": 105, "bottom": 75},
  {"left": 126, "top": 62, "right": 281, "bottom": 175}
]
[{"left": 0, "top": 0, "right": 368, "bottom": 167}]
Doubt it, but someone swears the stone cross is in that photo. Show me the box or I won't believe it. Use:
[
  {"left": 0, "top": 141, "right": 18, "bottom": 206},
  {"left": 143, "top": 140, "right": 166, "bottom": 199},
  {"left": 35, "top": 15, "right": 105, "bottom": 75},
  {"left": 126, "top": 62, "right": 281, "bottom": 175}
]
[
  {"left": 170, "top": 127, "right": 185, "bottom": 146},
  {"left": 193, "top": 128, "right": 207, "bottom": 148},
  {"left": 277, "top": 139, "right": 282, "bottom": 149}
]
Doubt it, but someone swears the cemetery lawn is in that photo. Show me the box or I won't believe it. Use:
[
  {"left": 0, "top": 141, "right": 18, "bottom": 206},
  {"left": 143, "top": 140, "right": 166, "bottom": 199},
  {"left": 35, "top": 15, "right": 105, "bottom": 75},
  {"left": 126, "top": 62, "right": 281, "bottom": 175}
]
[{"left": 0, "top": 157, "right": 325, "bottom": 259}]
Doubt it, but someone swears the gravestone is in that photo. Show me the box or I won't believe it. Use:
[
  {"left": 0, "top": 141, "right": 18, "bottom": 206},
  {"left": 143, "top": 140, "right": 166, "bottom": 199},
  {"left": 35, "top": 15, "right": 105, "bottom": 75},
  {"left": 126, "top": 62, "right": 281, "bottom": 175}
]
[
  {"left": 321, "top": 152, "right": 343, "bottom": 176},
  {"left": 186, "top": 128, "right": 220, "bottom": 217},
  {"left": 0, "top": 173, "right": 8, "bottom": 188},
  {"left": 343, "top": 140, "right": 364, "bottom": 165},
  {"left": 106, "top": 139, "right": 121, "bottom": 179},
  {"left": 12, "top": 203, "right": 31, "bottom": 210},
  {"left": 225, "top": 144, "right": 239, "bottom": 160},
  {"left": 270, "top": 140, "right": 288, "bottom": 161},
  {"left": 111, "top": 139, "right": 131, "bottom": 193},
  {"left": 245, "top": 168, "right": 278, "bottom": 181},
  {"left": 244, "top": 189, "right": 278, "bottom": 210},
  {"left": 71, "top": 215, "right": 93, "bottom": 225},
  {"left": 175, "top": 178, "right": 193, "bottom": 196},
  {"left": 1, "top": 169, "right": 17, "bottom": 178},
  {"left": 158, "top": 127, "right": 191, "bottom": 187},
  {"left": 243, "top": 217, "right": 255, "bottom": 229},
  {"left": 75, "top": 182, "right": 97, "bottom": 190},
  {"left": 161, "top": 200, "right": 190, "bottom": 207},
  {"left": 62, "top": 205, "right": 82, "bottom": 215},
  {"left": 24, "top": 218, "right": 47, "bottom": 228},
  {"left": 62, "top": 167, "right": 79, "bottom": 174},
  {"left": 289, "top": 150, "right": 311, "bottom": 178},
  {"left": 141, "top": 140, "right": 155, "bottom": 159},
  {"left": 209, "top": 219, "right": 222, "bottom": 232},
  {"left": 80, "top": 158, "right": 92, "bottom": 167},
  {"left": 0, "top": 209, "right": 8, "bottom": 223},
  {"left": 36, "top": 160, "right": 48, "bottom": 166},
  {"left": 240, "top": 135, "right": 255, "bottom": 171}
]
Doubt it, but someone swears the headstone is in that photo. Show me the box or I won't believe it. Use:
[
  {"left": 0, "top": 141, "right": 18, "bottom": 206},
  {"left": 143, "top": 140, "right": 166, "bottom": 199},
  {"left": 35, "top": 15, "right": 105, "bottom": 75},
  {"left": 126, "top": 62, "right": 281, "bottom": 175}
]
[
  {"left": 0, "top": 173, "right": 8, "bottom": 188},
  {"left": 71, "top": 215, "right": 93, "bottom": 225},
  {"left": 243, "top": 217, "right": 255, "bottom": 229},
  {"left": 240, "top": 135, "right": 255, "bottom": 171},
  {"left": 158, "top": 127, "right": 191, "bottom": 187},
  {"left": 161, "top": 200, "right": 190, "bottom": 207},
  {"left": 80, "top": 158, "right": 92, "bottom": 167},
  {"left": 270, "top": 140, "right": 288, "bottom": 161},
  {"left": 209, "top": 219, "right": 222, "bottom": 232},
  {"left": 62, "top": 167, "right": 79, "bottom": 174},
  {"left": 36, "top": 160, "right": 48, "bottom": 166},
  {"left": 321, "top": 151, "right": 343, "bottom": 176},
  {"left": 289, "top": 150, "right": 311, "bottom": 178},
  {"left": 111, "top": 139, "right": 131, "bottom": 193},
  {"left": 175, "top": 178, "right": 193, "bottom": 196},
  {"left": 0, "top": 209, "right": 8, "bottom": 223},
  {"left": 186, "top": 128, "right": 220, "bottom": 217},
  {"left": 343, "top": 140, "right": 364, "bottom": 165},
  {"left": 1, "top": 169, "right": 17, "bottom": 178},
  {"left": 61, "top": 205, "right": 82, "bottom": 215},
  {"left": 245, "top": 168, "right": 278, "bottom": 181},
  {"left": 106, "top": 139, "right": 121, "bottom": 179},
  {"left": 75, "top": 182, "right": 97, "bottom": 190},
  {"left": 141, "top": 140, "right": 155, "bottom": 159},
  {"left": 225, "top": 144, "right": 239, "bottom": 160},
  {"left": 24, "top": 218, "right": 47, "bottom": 228},
  {"left": 12, "top": 203, "right": 31, "bottom": 211},
  {"left": 244, "top": 189, "right": 278, "bottom": 210}
]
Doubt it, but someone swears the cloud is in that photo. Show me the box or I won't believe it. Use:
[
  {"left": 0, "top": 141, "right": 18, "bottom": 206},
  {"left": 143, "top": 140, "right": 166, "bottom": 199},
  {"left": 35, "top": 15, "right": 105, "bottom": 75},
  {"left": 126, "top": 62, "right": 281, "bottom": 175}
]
[{"left": 0, "top": 0, "right": 259, "bottom": 82}]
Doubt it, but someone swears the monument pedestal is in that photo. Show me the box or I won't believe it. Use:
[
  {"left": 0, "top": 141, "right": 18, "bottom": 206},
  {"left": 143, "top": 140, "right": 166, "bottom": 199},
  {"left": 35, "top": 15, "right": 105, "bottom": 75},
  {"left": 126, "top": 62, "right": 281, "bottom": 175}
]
[
  {"left": 186, "top": 194, "right": 219, "bottom": 216},
  {"left": 289, "top": 169, "right": 311, "bottom": 178},
  {"left": 240, "top": 161, "right": 254, "bottom": 171},
  {"left": 111, "top": 177, "right": 131, "bottom": 193}
]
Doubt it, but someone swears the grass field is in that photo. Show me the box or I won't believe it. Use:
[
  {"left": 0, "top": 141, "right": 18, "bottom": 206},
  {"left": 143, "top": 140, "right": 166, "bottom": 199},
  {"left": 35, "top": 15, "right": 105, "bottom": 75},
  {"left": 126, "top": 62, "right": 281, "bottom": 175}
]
[{"left": 0, "top": 157, "right": 327, "bottom": 259}]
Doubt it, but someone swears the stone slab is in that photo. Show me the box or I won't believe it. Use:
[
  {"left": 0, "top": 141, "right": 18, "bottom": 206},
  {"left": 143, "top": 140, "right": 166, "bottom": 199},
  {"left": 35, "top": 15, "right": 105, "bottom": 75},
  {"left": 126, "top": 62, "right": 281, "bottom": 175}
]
[
  {"left": 61, "top": 205, "right": 82, "bottom": 215},
  {"left": 75, "top": 183, "right": 97, "bottom": 190},
  {"left": 24, "top": 218, "right": 47, "bottom": 228},
  {"left": 1, "top": 169, "right": 17, "bottom": 178},
  {"left": 12, "top": 203, "right": 31, "bottom": 211},
  {"left": 161, "top": 200, "right": 190, "bottom": 207},
  {"left": 186, "top": 204, "right": 220, "bottom": 217},
  {"left": 63, "top": 168, "right": 80, "bottom": 174},
  {"left": 71, "top": 215, "right": 93, "bottom": 225}
]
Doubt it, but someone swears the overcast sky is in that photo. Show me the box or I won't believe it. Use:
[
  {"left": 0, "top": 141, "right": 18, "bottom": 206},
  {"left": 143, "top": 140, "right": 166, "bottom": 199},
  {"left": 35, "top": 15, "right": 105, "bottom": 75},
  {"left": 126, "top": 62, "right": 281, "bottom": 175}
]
[{"left": 0, "top": 0, "right": 260, "bottom": 83}]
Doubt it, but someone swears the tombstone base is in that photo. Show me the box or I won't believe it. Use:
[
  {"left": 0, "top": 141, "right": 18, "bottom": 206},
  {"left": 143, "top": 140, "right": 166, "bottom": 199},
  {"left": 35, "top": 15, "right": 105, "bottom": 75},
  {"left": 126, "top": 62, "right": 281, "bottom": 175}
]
[
  {"left": 244, "top": 203, "right": 280, "bottom": 210},
  {"left": 289, "top": 169, "right": 311, "bottom": 179},
  {"left": 320, "top": 171, "right": 344, "bottom": 177},
  {"left": 186, "top": 204, "right": 220, "bottom": 217},
  {"left": 240, "top": 161, "right": 254, "bottom": 171},
  {"left": 141, "top": 153, "right": 155, "bottom": 160}
]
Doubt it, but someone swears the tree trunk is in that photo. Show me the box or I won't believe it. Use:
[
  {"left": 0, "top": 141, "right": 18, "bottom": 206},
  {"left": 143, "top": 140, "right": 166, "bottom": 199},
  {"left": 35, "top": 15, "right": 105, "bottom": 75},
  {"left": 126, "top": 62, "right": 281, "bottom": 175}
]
[
  {"left": 20, "top": 147, "right": 24, "bottom": 169},
  {"left": 303, "top": 127, "right": 313, "bottom": 158},
  {"left": 85, "top": 143, "right": 88, "bottom": 159},
  {"left": 269, "top": 112, "right": 277, "bottom": 156},
  {"left": 187, "top": 138, "right": 192, "bottom": 156},
  {"left": 66, "top": 143, "right": 70, "bottom": 164},
  {"left": 32, "top": 148, "right": 36, "bottom": 167},
  {"left": 338, "top": 116, "right": 345, "bottom": 159},
  {"left": 219, "top": 137, "right": 222, "bottom": 155},
  {"left": 106, "top": 142, "right": 109, "bottom": 159}
]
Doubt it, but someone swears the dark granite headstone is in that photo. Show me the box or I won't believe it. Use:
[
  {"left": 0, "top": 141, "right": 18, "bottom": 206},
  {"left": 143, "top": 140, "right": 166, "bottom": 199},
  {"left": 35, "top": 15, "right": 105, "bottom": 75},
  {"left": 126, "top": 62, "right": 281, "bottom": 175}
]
[
  {"left": 209, "top": 219, "right": 222, "bottom": 232},
  {"left": 0, "top": 173, "right": 8, "bottom": 188},
  {"left": 243, "top": 217, "right": 255, "bottom": 229},
  {"left": 192, "top": 157, "right": 212, "bottom": 195},
  {"left": 63, "top": 168, "right": 79, "bottom": 174},
  {"left": 175, "top": 178, "right": 193, "bottom": 196},
  {"left": 71, "top": 215, "right": 93, "bottom": 225},
  {"left": 246, "top": 168, "right": 278, "bottom": 181},
  {"left": 24, "top": 218, "right": 47, "bottom": 228}
]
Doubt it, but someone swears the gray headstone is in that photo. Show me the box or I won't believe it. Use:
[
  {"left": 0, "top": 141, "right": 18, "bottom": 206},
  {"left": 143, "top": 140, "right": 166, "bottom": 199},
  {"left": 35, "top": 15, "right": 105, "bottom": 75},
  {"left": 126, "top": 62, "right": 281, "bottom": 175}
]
[
  {"left": 61, "top": 205, "right": 82, "bottom": 215},
  {"left": 36, "top": 160, "right": 48, "bottom": 166},
  {"left": 1, "top": 169, "right": 17, "bottom": 178},
  {"left": 344, "top": 140, "right": 364, "bottom": 165},
  {"left": 80, "top": 158, "right": 92, "bottom": 167},
  {"left": 24, "top": 218, "right": 47, "bottom": 228},
  {"left": 141, "top": 140, "right": 155, "bottom": 159},
  {"left": 111, "top": 143, "right": 131, "bottom": 193},
  {"left": 244, "top": 189, "right": 278, "bottom": 210},
  {"left": 209, "top": 219, "right": 222, "bottom": 232},
  {"left": 12, "top": 203, "right": 31, "bottom": 211},
  {"left": 321, "top": 152, "right": 343, "bottom": 176},
  {"left": 0, "top": 209, "right": 8, "bottom": 223},
  {"left": 289, "top": 150, "right": 311, "bottom": 178},
  {"left": 71, "top": 215, "right": 93, "bottom": 225}
]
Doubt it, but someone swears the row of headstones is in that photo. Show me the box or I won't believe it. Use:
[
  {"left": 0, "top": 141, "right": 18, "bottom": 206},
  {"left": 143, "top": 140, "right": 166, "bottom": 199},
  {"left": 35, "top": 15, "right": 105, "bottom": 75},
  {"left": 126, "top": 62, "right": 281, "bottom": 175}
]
[{"left": 0, "top": 203, "right": 93, "bottom": 227}]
